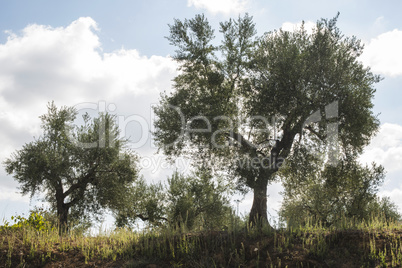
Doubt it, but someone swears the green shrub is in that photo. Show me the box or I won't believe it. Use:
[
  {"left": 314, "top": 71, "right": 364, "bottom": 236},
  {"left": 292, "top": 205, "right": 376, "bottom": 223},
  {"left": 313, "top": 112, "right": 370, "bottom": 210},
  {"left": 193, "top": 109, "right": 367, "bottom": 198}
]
[{"left": 7, "top": 211, "right": 55, "bottom": 232}]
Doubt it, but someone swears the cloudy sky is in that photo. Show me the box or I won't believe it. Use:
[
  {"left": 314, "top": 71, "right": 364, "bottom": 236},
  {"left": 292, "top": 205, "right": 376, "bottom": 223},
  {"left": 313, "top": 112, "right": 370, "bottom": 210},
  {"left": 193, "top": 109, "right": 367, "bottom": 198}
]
[{"left": 0, "top": 0, "right": 401, "bottom": 226}]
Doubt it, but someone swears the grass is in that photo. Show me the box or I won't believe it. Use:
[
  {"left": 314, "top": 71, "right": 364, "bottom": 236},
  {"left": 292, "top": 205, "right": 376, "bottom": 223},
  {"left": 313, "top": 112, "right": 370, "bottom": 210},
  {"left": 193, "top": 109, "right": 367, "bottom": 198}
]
[{"left": 1, "top": 214, "right": 402, "bottom": 267}]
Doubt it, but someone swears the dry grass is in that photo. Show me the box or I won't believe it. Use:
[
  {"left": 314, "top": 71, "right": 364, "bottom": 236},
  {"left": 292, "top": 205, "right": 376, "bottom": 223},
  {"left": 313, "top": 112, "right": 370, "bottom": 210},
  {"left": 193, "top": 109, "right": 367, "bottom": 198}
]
[{"left": 1, "top": 214, "right": 402, "bottom": 267}]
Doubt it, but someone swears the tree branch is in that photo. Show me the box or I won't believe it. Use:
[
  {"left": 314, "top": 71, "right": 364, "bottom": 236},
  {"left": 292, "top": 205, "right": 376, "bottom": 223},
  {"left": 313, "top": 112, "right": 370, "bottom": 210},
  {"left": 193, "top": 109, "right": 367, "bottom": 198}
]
[
  {"left": 136, "top": 214, "right": 169, "bottom": 223},
  {"left": 277, "top": 128, "right": 299, "bottom": 160},
  {"left": 63, "top": 162, "right": 100, "bottom": 198},
  {"left": 305, "top": 125, "right": 326, "bottom": 141},
  {"left": 63, "top": 172, "right": 92, "bottom": 199},
  {"left": 226, "top": 130, "right": 267, "bottom": 158}
]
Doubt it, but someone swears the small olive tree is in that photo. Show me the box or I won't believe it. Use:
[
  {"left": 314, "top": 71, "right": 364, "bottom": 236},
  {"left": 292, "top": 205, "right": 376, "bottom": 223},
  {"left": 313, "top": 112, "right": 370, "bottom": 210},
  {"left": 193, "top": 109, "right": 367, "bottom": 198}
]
[
  {"left": 4, "top": 102, "right": 140, "bottom": 232},
  {"left": 279, "top": 155, "right": 398, "bottom": 227},
  {"left": 115, "top": 168, "right": 235, "bottom": 231}
]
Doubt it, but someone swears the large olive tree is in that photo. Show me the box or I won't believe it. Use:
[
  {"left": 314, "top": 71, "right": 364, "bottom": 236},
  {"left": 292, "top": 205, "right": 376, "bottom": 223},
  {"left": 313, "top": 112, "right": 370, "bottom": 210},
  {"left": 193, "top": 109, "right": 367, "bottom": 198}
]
[{"left": 153, "top": 14, "right": 380, "bottom": 227}]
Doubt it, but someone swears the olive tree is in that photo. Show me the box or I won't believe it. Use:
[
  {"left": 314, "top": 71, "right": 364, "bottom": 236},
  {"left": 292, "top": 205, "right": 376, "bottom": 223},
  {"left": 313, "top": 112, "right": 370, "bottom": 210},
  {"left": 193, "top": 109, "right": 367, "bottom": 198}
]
[
  {"left": 4, "top": 102, "right": 139, "bottom": 232},
  {"left": 279, "top": 153, "right": 396, "bottom": 227},
  {"left": 153, "top": 14, "right": 380, "bottom": 227},
  {"left": 115, "top": 168, "right": 234, "bottom": 231}
]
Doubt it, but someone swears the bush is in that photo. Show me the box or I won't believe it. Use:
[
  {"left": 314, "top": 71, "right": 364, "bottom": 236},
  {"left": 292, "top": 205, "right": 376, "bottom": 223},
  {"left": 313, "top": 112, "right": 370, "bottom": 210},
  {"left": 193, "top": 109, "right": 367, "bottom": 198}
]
[{"left": 2, "top": 209, "right": 55, "bottom": 232}]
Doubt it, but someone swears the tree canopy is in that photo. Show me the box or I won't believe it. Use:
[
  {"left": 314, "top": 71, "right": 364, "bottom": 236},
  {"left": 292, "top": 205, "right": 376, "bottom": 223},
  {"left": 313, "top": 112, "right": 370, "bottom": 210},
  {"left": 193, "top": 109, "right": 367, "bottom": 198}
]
[
  {"left": 279, "top": 152, "right": 400, "bottom": 227},
  {"left": 153, "top": 13, "right": 380, "bottom": 227}
]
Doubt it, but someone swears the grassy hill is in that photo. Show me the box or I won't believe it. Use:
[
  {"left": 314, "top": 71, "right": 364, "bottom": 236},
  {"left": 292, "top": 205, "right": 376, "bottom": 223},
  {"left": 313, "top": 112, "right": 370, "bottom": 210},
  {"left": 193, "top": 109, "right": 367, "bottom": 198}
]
[
  {"left": 0, "top": 218, "right": 402, "bottom": 268},
  {"left": 1, "top": 215, "right": 402, "bottom": 267}
]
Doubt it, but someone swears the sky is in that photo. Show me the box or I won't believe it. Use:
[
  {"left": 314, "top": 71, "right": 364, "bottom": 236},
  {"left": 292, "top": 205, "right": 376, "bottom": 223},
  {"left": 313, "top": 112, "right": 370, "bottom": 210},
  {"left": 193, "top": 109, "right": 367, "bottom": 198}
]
[{"left": 0, "top": 0, "right": 401, "bottom": 228}]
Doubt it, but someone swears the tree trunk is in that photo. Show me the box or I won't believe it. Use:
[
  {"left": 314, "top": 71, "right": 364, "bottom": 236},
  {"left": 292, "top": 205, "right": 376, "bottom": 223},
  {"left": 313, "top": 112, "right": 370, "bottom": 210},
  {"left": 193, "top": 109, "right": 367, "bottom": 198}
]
[
  {"left": 249, "top": 179, "right": 271, "bottom": 229},
  {"left": 56, "top": 189, "right": 69, "bottom": 234},
  {"left": 56, "top": 204, "right": 69, "bottom": 234}
]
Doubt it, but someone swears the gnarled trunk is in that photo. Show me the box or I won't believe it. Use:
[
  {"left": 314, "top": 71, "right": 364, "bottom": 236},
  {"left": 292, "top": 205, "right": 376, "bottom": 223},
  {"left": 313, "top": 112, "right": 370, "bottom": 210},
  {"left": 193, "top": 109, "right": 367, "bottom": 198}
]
[
  {"left": 56, "top": 187, "right": 69, "bottom": 234},
  {"left": 57, "top": 205, "right": 69, "bottom": 234},
  {"left": 249, "top": 179, "right": 271, "bottom": 229}
]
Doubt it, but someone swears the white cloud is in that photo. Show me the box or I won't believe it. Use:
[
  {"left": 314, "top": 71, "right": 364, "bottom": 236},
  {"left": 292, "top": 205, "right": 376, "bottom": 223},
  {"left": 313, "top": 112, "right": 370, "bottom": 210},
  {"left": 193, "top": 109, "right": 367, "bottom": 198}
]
[
  {"left": 360, "top": 123, "right": 402, "bottom": 173},
  {"left": 360, "top": 29, "right": 402, "bottom": 77},
  {"left": 0, "top": 189, "right": 30, "bottom": 203},
  {"left": 0, "top": 17, "right": 177, "bottom": 139},
  {"left": 379, "top": 187, "right": 402, "bottom": 213},
  {"left": 187, "top": 0, "right": 250, "bottom": 15},
  {"left": 281, "top": 21, "right": 316, "bottom": 35},
  {"left": 0, "top": 17, "right": 178, "bottom": 200}
]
